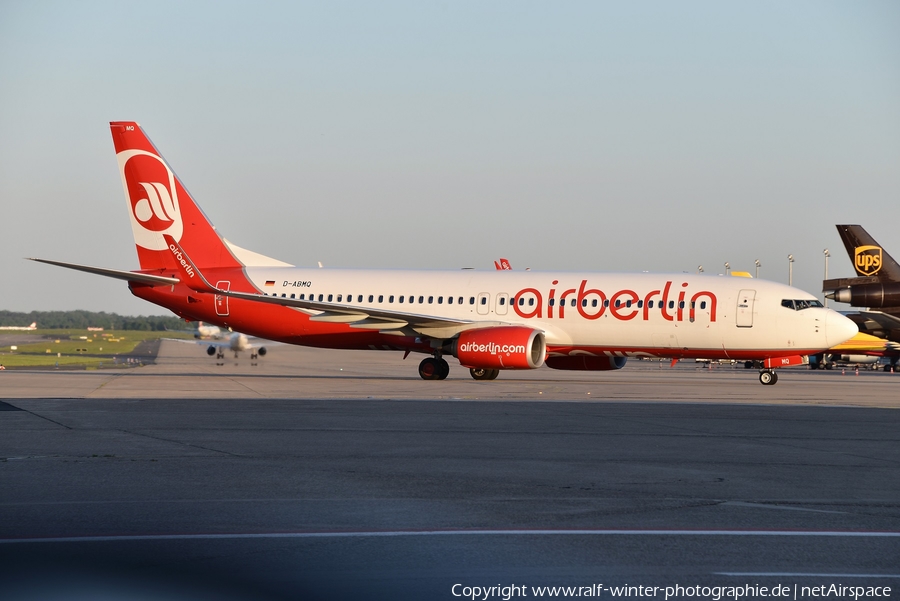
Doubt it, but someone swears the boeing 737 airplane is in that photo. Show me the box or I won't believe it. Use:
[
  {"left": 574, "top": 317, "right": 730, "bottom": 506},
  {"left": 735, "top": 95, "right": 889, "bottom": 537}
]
[{"left": 30, "top": 122, "right": 857, "bottom": 385}]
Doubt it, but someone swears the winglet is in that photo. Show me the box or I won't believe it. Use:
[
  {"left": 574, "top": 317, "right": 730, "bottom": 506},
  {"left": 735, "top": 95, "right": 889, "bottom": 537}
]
[{"left": 163, "top": 235, "right": 218, "bottom": 293}]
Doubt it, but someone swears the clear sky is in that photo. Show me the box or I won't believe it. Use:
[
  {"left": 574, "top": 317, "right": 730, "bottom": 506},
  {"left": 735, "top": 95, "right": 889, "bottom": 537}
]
[{"left": 1, "top": 1, "right": 898, "bottom": 316}]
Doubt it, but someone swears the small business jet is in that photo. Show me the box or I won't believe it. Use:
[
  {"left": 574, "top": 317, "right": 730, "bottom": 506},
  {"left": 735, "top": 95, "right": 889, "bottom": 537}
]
[{"left": 29, "top": 122, "right": 857, "bottom": 385}]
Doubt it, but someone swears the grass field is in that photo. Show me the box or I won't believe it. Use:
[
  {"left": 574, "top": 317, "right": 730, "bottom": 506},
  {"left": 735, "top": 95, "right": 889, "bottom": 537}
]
[{"left": 0, "top": 330, "right": 194, "bottom": 368}]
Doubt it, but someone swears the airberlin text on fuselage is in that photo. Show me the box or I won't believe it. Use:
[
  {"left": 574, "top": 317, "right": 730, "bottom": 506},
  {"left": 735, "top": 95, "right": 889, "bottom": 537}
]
[
  {"left": 512, "top": 279, "right": 717, "bottom": 322},
  {"left": 168, "top": 244, "right": 195, "bottom": 278}
]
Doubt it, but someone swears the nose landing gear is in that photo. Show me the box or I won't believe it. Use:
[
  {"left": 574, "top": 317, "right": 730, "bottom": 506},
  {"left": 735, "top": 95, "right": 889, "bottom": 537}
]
[{"left": 758, "top": 370, "right": 778, "bottom": 385}]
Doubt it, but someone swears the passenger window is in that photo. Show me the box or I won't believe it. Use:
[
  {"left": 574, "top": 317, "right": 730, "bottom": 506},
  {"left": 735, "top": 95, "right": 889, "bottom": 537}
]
[
  {"left": 418, "top": 296, "right": 424, "bottom": 304},
  {"left": 500, "top": 297, "right": 506, "bottom": 306},
  {"left": 428, "top": 296, "right": 433, "bottom": 304},
  {"left": 615, "top": 299, "right": 621, "bottom": 308},
  {"left": 399, "top": 296, "right": 404, "bottom": 303},
  {"left": 528, "top": 298, "right": 535, "bottom": 306},
  {"left": 438, "top": 296, "right": 444, "bottom": 304},
  {"left": 290, "top": 294, "right": 295, "bottom": 299},
  {"left": 458, "top": 297, "right": 464, "bottom": 304},
  {"left": 448, "top": 297, "right": 453, "bottom": 304},
  {"left": 300, "top": 294, "right": 305, "bottom": 300},
  {"left": 519, "top": 297, "right": 525, "bottom": 306},
  {"left": 637, "top": 300, "right": 643, "bottom": 308},
  {"left": 678, "top": 301, "right": 684, "bottom": 309},
  {"left": 582, "top": 299, "right": 587, "bottom": 307},
  {"left": 368, "top": 295, "right": 374, "bottom": 303},
  {"left": 481, "top": 297, "right": 487, "bottom": 305},
  {"left": 389, "top": 295, "right": 394, "bottom": 303},
  {"left": 337, "top": 295, "right": 342, "bottom": 302},
  {"left": 318, "top": 294, "right": 324, "bottom": 302},
  {"left": 548, "top": 298, "right": 554, "bottom": 307},
  {"left": 604, "top": 299, "right": 610, "bottom": 307},
  {"left": 626, "top": 300, "right": 632, "bottom": 308},
  {"left": 648, "top": 300, "right": 653, "bottom": 308},
  {"left": 327, "top": 294, "right": 333, "bottom": 302},
  {"left": 281, "top": 293, "right": 286, "bottom": 298},
  {"left": 469, "top": 297, "right": 475, "bottom": 305},
  {"left": 378, "top": 295, "right": 383, "bottom": 303},
  {"left": 668, "top": 301, "right": 675, "bottom": 309},
  {"left": 571, "top": 299, "right": 576, "bottom": 307},
  {"left": 700, "top": 301, "right": 707, "bottom": 309}
]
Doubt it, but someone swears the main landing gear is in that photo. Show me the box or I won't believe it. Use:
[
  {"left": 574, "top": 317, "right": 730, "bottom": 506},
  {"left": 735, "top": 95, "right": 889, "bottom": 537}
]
[
  {"left": 470, "top": 367, "right": 500, "bottom": 381},
  {"left": 758, "top": 370, "right": 778, "bottom": 385},
  {"left": 418, "top": 356, "right": 450, "bottom": 380}
]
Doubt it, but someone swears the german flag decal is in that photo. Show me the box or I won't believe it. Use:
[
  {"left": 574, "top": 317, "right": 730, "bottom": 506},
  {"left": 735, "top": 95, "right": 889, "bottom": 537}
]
[{"left": 265, "top": 280, "right": 275, "bottom": 287}]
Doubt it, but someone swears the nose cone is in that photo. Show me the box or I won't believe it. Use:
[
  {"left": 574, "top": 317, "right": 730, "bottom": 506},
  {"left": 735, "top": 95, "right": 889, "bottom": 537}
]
[{"left": 825, "top": 310, "right": 858, "bottom": 348}]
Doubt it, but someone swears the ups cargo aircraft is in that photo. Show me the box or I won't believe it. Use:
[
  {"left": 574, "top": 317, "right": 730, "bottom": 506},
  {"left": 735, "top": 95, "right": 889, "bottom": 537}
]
[
  {"left": 30, "top": 122, "right": 857, "bottom": 385},
  {"left": 821, "top": 225, "right": 900, "bottom": 371}
]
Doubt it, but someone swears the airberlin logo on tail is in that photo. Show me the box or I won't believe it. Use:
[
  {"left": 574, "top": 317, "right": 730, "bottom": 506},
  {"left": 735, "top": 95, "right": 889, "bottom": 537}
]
[
  {"left": 854, "top": 245, "right": 882, "bottom": 276},
  {"left": 168, "top": 243, "right": 195, "bottom": 279},
  {"left": 117, "top": 149, "right": 183, "bottom": 251}
]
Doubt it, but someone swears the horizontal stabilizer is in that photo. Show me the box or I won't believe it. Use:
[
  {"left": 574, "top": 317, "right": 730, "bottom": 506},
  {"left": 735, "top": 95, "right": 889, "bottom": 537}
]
[{"left": 28, "top": 258, "right": 179, "bottom": 287}]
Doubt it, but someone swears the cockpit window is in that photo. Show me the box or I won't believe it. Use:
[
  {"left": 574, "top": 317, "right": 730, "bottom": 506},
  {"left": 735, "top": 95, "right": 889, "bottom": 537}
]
[{"left": 781, "top": 299, "right": 824, "bottom": 311}]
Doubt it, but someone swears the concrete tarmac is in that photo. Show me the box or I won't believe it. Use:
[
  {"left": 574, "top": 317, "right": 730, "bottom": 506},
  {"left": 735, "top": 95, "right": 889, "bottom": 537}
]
[{"left": 1, "top": 342, "right": 898, "bottom": 600}]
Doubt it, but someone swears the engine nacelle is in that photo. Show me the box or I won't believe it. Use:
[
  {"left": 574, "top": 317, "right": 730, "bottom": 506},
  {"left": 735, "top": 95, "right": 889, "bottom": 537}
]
[
  {"left": 545, "top": 355, "right": 627, "bottom": 371},
  {"left": 207, "top": 345, "right": 217, "bottom": 356},
  {"left": 836, "top": 354, "right": 878, "bottom": 364},
  {"left": 258, "top": 346, "right": 267, "bottom": 356},
  {"left": 451, "top": 326, "right": 546, "bottom": 370},
  {"left": 831, "top": 282, "right": 900, "bottom": 308}
]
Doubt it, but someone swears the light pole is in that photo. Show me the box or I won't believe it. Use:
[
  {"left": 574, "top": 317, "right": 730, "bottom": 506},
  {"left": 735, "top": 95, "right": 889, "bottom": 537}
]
[
  {"left": 788, "top": 254, "right": 794, "bottom": 286},
  {"left": 755, "top": 259, "right": 760, "bottom": 279},
  {"left": 724, "top": 262, "right": 730, "bottom": 276},
  {"left": 823, "top": 249, "right": 830, "bottom": 307}
]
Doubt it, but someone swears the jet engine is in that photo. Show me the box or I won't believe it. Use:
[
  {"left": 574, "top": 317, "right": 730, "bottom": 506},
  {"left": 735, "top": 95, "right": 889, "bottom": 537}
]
[
  {"left": 450, "top": 326, "right": 546, "bottom": 370},
  {"left": 545, "top": 355, "right": 627, "bottom": 371},
  {"left": 258, "top": 347, "right": 267, "bottom": 356},
  {"left": 829, "top": 282, "right": 900, "bottom": 307},
  {"left": 207, "top": 345, "right": 216, "bottom": 356}
]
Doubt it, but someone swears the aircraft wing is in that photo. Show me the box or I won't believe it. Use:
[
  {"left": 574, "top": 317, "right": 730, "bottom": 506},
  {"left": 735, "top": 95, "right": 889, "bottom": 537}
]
[
  {"left": 841, "top": 310, "right": 900, "bottom": 349},
  {"left": 29, "top": 258, "right": 179, "bottom": 287},
  {"left": 204, "top": 286, "right": 492, "bottom": 337},
  {"left": 163, "top": 236, "right": 493, "bottom": 337}
]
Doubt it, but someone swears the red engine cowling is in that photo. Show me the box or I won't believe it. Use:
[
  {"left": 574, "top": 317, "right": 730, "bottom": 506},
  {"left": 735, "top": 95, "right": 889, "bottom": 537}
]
[
  {"left": 545, "top": 355, "right": 627, "bottom": 371},
  {"left": 452, "top": 326, "right": 546, "bottom": 370}
]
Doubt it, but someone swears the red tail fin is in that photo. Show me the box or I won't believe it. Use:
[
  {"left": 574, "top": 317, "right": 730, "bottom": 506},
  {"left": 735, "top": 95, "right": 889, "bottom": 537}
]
[{"left": 111, "top": 122, "right": 241, "bottom": 271}]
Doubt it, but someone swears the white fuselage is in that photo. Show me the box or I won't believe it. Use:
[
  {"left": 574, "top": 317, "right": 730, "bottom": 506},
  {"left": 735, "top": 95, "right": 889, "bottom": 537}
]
[{"left": 238, "top": 268, "right": 854, "bottom": 358}]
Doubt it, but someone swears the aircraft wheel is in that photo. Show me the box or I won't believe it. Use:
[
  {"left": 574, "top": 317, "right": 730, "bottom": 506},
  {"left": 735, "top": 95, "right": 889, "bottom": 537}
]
[
  {"left": 470, "top": 367, "right": 494, "bottom": 381},
  {"left": 825, "top": 363, "right": 833, "bottom": 370},
  {"left": 759, "top": 370, "right": 778, "bottom": 385},
  {"left": 488, "top": 369, "right": 500, "bottom": 380},
  {"left": 436, "top": 358, "right": 450, "bottom": 380},
  {"left": 744, "top": 361, "right": 753, "bottom": 369},
  {"left": 418, "top": 357, "right": 442, "bottom": 380}
]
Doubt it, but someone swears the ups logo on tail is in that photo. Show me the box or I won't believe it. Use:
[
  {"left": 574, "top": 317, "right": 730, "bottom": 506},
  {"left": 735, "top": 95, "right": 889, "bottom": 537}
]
[{"left": 854, "top": 245, "right": 883, "bottom": 276}]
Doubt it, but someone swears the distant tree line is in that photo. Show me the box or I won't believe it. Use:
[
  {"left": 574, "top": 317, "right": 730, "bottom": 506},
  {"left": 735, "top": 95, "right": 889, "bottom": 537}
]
[{"left": 0, "top": 310, "right": 192, "bottom": 331}]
